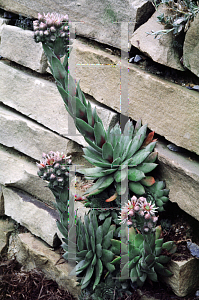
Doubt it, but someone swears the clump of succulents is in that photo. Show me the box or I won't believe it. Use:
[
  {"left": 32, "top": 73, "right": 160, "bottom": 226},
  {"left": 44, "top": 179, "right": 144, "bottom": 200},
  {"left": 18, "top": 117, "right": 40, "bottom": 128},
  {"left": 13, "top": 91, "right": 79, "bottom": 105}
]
[
  {"left": 149, "top": 0, "right": 199, "bottom": 38},
  {"left": 111, "top": 224, "right": 177, "bottom": 287}
]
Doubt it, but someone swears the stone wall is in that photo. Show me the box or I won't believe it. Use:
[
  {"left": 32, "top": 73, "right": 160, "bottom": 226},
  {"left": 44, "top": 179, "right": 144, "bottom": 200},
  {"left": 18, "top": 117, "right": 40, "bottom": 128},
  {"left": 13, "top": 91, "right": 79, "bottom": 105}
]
[{"left": 0, "top": 1, "right": 199, "bottom": 297}]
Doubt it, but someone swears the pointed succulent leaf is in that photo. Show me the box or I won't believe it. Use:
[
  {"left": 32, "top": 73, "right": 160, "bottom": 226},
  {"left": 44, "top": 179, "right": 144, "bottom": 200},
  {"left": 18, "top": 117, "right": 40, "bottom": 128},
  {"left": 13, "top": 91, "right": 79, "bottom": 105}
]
[
  {"left": 143, "top": 240, "right": 152, "bottom": 255},
  {"left": 162, "top": 241, "right": 177, "bottom": 253},
  {"left": 76, "top": 81, "right": 87, "bottom": 107},
  {"left": 91, "top": 253, "right": 97, "bottom": 267},
  {"left": 114, "top": 169, "right": 128, "bottom": 183},
  {"left": 111, "top": 256, "right": 121, "bottom": 265},
  {"left": 155, "top": 247, "right": 162, "bottom": 256},
  {"left": 71, "top": 97, "right": 87, "bottom": 121},
  {"left": 155, "top": 238, "right": 163, "bottom": 248},
  {"left": 144, "top": 152, "right": 158, "bottom": 163},
  {"left": 83, "top": 157, "right": 111, "bottom": 168},
  {"left": 134, "top": 119, "right": 142, "bottom": 134},
  {"left": 94, "top": 122, "right": 107, "bottom": 148},
  {"left": 102, "top": 230, "right": 114, "bottom": 249},
  {"left": 129, "top": 150, "right": 150, "bottom": 167},
  {"left": 129, "top": 248, "right": 140, "bottom": 260},
  {"left": 93, "top": 258, "right": 103, "bottom": 290},
  {"left": 113, "top": 141, "right": 122, "bottom": 161},
  {"left": 96, "top": 244, "right": 102, "bottom": 258},
  {"left": 105, "top": 262, "right": 115, "bottom": 273},
  {"left": 160, "top": 196, "right": 169, "bottom": 203},
  {"left": 85, "top": 250, "right": 93, "bottom": 261},
  {"left": 76, "top": 118, "right": 94, "bottom": 141},
  {"left": 141, "top": 176, "right": 155, "bottom": 187},
  {"left": 84, "top": 177, "right": 110, "bottom": 195},
  {"left": 96, "top": 226, "right": 103, "bottom": 245},
  {"left": 147, "top": 269, "right": 158, "bottom": 282},
  {"left": 86, "top": 101, "right": 94, "bottom": 126},
  {"left": 163, "top": 189, "right": 170, "bottom": 196},
  {"left": 129, "top": 182, "right": 145, "bottom": 195},
  {"left": 128, "top": 168, "right": 145, "bottom": 181},
  {"left": 121, "top": 139, "right": 132, "bottom": 162},
  {"left": 74, "top": 259, "right": 91, "bottom": 276},
  {"left": 155, "top": 226, "right": 162, "bottom": 240},
  {"left": 102, "top": 142, "right": 113, "bottom": 162},
  {"left": 84, "top": 137, "right": 102, "bottom": 153},
  {"left": 156, "top": 255, "right": 171, "bottom": 264},
  {"left": 57, "top": 85, "right": 73, "bottom": 112},
  {"left": 56, "top": 220, "right": 68, "bottom": 238},
  {"left": 81, "top": 264, "right": 94, "bottom": 289},
  {"left": 77, "top": 236, "right": 84, "bottom": 251},
  {"left": 134, "top": 234, "right": 144, "bottom": 249},
  {"left": 112, "top": 157, "right": 122, "bottom": 167},
  {"left": 123, "top": 119, "right": 134, "bottom": 138},
  {"left": 42, "top": 44, "right": 56, "bottom": 64},
  {"left": 136, "top": 163, "right": 158, "bottom": 173},
  {"left": 51, "top": 56, "right": 67, "bottom": 88},
  {"left": 101, "top": 249, "right": 114, "bottom": 263},
  {"left": 102, "top": 216, "right": 112, "bottom": 236},
  {"left": 77, "top": 250, "right": 88, "bottom": 258},
  {"left": 156, "top": 199, "right": 164, "bottom": 207},
  {"left": 133, "top": 124, "right": 147, "bottom": 146},
  {"left": 130, "top": 267, "right": 138, "bottom": 283}
]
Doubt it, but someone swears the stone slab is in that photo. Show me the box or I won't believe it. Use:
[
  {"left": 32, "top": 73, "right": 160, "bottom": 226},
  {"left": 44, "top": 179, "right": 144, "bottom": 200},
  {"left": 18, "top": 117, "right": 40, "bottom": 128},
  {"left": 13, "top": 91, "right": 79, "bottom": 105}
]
[
  {"left": 130, "top": 4, "right": 184, "bottom": 71},
  {"left": 183, "top": 14, "right": 199, "bottom": 78},
  {"left": 3, "top": 186, "right": 61, "bottom": 247},
  {"left": 0, "top": 17, "right": 9, "bottom": 41},
  {"left": 0, "top": 61, "right": 119, "bottom": 148},
  {"left": 0, "top": 0, "right": 154, "bottom": 49},
  {"left": 155, "top": 141, "right": 199, "bottom": 221},
  {"left": 0, "top": 104, "right": 83, "bottom": 161},
  {"left": 0, "top": 25, "right": 48, "bottom": 73},
  {"left": 0, "top": 144, "right": 56, "bottom": 206},
  {"left": 163, "top": 258, "right": 199, "bottom": 297},
  {"left": 8, "top": 232, "right": 80, "bottom": 299},
  {"left": 0, "top": 217, "right": 15, "bottom": 255},
  {"left": 69, "top": 39, "right": 199, "bottom": 155}
]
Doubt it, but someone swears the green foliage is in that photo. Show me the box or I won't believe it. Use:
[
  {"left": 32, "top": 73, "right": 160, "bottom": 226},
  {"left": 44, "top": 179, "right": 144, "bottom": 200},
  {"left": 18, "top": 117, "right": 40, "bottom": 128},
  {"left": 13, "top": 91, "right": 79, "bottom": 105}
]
[
  {"left": 149, "top": 0, "right": 199, "bottom": 38},
  {"left": 111, "top": 226, "right": 177, "bottom": 287}
]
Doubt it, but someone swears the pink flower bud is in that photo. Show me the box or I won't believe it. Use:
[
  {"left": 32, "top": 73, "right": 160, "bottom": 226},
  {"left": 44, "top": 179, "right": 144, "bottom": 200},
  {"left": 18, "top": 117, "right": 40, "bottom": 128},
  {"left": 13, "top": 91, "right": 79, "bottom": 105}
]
[
  {"left": 54, "top": 20, "right": 62, "bottom": 28},
  {"left": 38, "top": 13, "right": 44, "bottom": 22},
  {"left": 139, "top": 210, "right": 144, "bottom": 216},
  {"left": 152, "top": 216, "right": 158, "bottom": 223},
  {"left": 128, "top": 210, "right": 134, "bottom": 216},
  {"left": 39, "top": 31, "right": 44, "bottom": 37},
  {"left": 127, "top": 220, "right": 133, "bottom": 226},
  {"left": 134, "top": 205, "right": 140, "bottom": 211},
  {"left": 63, "top": 25, "right": 69, "bottom": 32},
  {"left": 44, "top": 30, "right": 50, "bottom": 36},
  {"left": 63, "top": 15, "right": 68, "bottom": 22},
  {"left": 60, "top": 32, "right": 66, "bottom": 38},
  {"left": 145, "top": 213, "right": 151, "bottom": 220},
  {"left": 144, "top": 227, "right": 149, "bottom": 232},
  {"left": 34, "top": 30, "right": 40, "bottom": 36},
  {"left": 50, "top": 26, "right": 56, "bottom": 33},
  {"left": 50, "top": 174, "right": 56, "bottom": 180},
  {"left": 39, "top": 22, "right": 47, "bottom": 30}
]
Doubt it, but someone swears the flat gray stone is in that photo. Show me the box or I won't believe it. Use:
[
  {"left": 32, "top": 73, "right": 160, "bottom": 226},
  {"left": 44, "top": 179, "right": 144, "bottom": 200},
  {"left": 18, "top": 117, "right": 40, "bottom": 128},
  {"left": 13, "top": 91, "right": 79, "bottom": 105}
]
[
  {"left": 0, "top": 217, "right": 15, "bottom": 254},
  {"left": 0, "top": 61, "right": 118, "bottom": 148},
  {"left": 163, "top": 258, "right": 199, "bottom": 297},
  {"left": 183, "top": 14, "right": 199, "bottom": 77},
  {"left": 0, "top": 17, "right": 9, "bottom": 41},
  {"left": 3, "top": 186, "right": 61, "bottom": 247},
  {"left": 156, "top": 141, "right": 199, "bottom": 221},
  {"left": 8, "top": 232, "right": 80, "bottom": 299},
  {"left": 0, "top": 144, "right": 56, "bottom": 207},
  {"left": 0, "top": 25, "right": 48, "bottom": 73},
  {"left": 0, "top": 0, "right": 154, "bottom": 49},
  {"left": 130, "top": 4, "right": 184, "bottom": 71},
  {"left": 69, "top": 39, "right": 199, "bottom": 155},
  {"left": 0, "top": 104, "right": 82, "bottom": 161}
]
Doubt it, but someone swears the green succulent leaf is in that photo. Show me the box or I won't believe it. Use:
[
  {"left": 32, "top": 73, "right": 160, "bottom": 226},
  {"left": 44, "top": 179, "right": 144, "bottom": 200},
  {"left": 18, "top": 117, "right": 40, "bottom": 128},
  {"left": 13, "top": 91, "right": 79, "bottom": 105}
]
[
  {"left": 51, "top": 56, "right": 67, "bottom": 88},
  {"left": 96, "top": 244, "right": 102, "bottom": 258},
  {"left": 101, "top": 249, "right": 114, "bottom": 263},
  {"left": 76, "top": 118, "right": 94, "bottom": 140},
  {"left": 105, "top": 262, "right": 115, "bottom": 273},
  {"left": 134, "top": 234, "right": 144, "bottom": 248},
  {"left": 96, "top": 226, "right": 103, "bottom": 245},
  {"left": 94, "top": 122, "right": 107, "bottom": 148},
  {"left": 113, "top": 142, "right": 122, "bottom": 161},
  {"left": 81, "top": 264, "right": 94, "bottom": 289},
  {"left": 144, "top": 152, "right": 158, "bottom": 163},
  {"left": 130, "top": 267, "right": 138, "bottom": 283},
  {"left": 128, "top": 168, "right": 145, "bottom": 181},
  {"left": 102, "top": 217, "right": 112, "bottom": 236},
  {"left": 102, "top": 142, "right": 113, "bottom": 162},
  {"left": 93, "top": 258, "right": 103, "bottom": 290},
  {"left": 102, "top": 230, "right": 114, "bottom": 249},
  {"left": 114, "top": 169, "right": 128, "bottom": 183},
  {"left": 129, "top": 182, "right": 145, "bottom": 195},
  {"left": 156, "top": 255, "right": 171, "bottom": 264},
  {"left": 129, "top": 150, "right": 150, "bottom": 167},
  {"left": 136, "top": 163, "right": 158, "bottom": 173}
]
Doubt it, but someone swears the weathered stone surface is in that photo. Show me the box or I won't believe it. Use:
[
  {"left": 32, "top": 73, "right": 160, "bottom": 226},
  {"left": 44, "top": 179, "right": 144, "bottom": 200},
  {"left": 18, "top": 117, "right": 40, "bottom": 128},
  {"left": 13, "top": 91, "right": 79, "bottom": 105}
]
[
  {"left": 0, "top": 185, "right": 4, "bottom": 216},
  {"left": 3, "top": 187, "right": 61, "bottom": 247},
  {"left": 183, "top": 14, "right": 199, "bottom": 77},
  {"left": 69, "top": 40, "right": 199, "bottom": 155},
  {"left": 0, "top": 0, "right": 155, "bottom": 49},
  {"left": 131, "top": 5, "right": 184, "bottom": 71},
  {"left": 0, "top": 25, "right": 48, "bottom": 73},
  {"left": 163, "top": 258, "right": 199, "bottom": 297},
  {"left": 0, "top": 144, "right": 56, "bottom": 206},
  {"left": 0, "top": 217, "right": 15, "bottom": 254},
  {"left": 132, "top": 0, "right": 155, "bottom": 30},
  {"left": 156, "top": 141, "right": 199, "bottom": 221},
  {"left": 0, "top": 104, "right": 83, "bottom": 161},
  {"left": 8, "top": 232, "right": 80, "bottom": 299},
  {"left": 0, "top": 61, "right": 118, "bottom": 148},
  {"left": 0, "top": 17, "right": 9, "bottom": 41}
]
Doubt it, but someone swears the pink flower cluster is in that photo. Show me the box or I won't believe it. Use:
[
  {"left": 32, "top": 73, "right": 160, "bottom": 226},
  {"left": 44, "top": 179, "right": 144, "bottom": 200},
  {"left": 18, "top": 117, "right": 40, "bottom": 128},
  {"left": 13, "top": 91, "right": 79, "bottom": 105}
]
[
  {"left": 33, "top": 12, "right": 69, "bottom": 41},
  {"left": 119, "top": 196, "right": 158, "bottom": 227},
  {"left": 37, "top": 151, "right": 71, "bottom": 169}
]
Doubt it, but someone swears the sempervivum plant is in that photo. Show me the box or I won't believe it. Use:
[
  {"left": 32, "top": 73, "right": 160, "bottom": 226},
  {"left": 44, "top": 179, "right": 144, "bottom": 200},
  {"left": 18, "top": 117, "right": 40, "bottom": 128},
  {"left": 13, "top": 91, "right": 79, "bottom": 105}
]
[
  {"left": 111, "top": 225, "right": 177, "bottom": 287},
  {"left": 70, "top": 211, "right": 116, "bottom": 291},
  {"left": 37, "top": 151, "right": 72, "bottom": 233}
]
